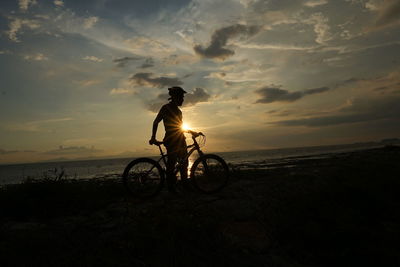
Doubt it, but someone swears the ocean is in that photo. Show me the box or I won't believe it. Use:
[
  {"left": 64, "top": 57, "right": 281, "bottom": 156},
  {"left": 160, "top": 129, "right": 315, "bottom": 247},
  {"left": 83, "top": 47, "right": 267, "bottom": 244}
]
[{"left": 0, "top": 142, "right": 383, "bottom": 185}]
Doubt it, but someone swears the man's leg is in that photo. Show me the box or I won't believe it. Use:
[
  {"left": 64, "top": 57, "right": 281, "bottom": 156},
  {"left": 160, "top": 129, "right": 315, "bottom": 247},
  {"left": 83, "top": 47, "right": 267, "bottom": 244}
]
[
  {"left": 177, "top": 145, "right": 194, "bottom": 191},
  {"left": 179, "top": 152, "right": 188, "bottom": 180},
  {"left": 166, "top": 149, "right": 178, "bottom": 192},
  {"left": 178, "top": 138, "right": 188, "bottom": 180}
]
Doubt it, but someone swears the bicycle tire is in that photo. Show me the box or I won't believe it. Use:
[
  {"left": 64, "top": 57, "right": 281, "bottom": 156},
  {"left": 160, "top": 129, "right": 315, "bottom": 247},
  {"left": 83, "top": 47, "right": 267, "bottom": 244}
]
[
  {"left": 190, "top": 154, "right": 229, "bottom": 193},
  {"left": 122, "top": 158, "right": 164, "bottom": 198}
]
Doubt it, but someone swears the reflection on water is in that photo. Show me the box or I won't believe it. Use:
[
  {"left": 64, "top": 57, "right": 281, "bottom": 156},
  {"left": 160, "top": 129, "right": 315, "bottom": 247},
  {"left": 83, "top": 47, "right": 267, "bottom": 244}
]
[
  {"left": 187, "top": 156, "right": 194, "bottom": 178},
  {"left": 176, "top": 154, "right": 195, "bottom": 180}
]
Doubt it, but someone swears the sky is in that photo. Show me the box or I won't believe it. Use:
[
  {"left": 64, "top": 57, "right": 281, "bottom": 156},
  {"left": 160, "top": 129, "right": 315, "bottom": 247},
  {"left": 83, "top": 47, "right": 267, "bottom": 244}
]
[{"left": 0, "top": 0, "right": 400, "bottom": 164}]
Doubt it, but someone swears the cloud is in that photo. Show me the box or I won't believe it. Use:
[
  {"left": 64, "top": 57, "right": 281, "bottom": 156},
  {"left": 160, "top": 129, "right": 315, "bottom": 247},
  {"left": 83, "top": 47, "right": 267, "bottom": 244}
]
[
  {"left": 271, "top": 95, "right": 400, "bottom": 127},
  {"left": 335, "top": 70, "right": 400, "bottom": 90},
  {"left": 182, "top": 73, "right": 193, "bottom": 79},
  {"left": 54, "top": 0, "right": 64, "bottom": 7},
  {"left": 24, "top": 53, "right": 48, "bottom": 61},
  {"left": 130, "top": 72, "right": 183, "bottom": 88},
  {"left": 260, "top": 10, "right": 299, "bottom": 26},
  {"left": 83, "top": 56, "right": 103, "bottom": 62},
  {"left": 193, "top": 24, "right": 261, "bottom": 60},
  {"left": 110, "top": 88, "right": 136, "bottom": 95},
  {"left": 255, "top": 86, "right": 330, "bottom": 103},
  {"left": 6, "top": 18, "right": 40, "bottom": 42},
  {"left": 306, "top": 13, "right": 332, "bottom": 44},
  {"left": 113, "top": 56, "right": 141, "bottom": 68},
  {"left": 83, "top": 16, "right": 99, "bottom": 29},
  {"left": 272, "top": 113, "right": 381, "bottom": 127},
  {"left": 7, "top": 118, "right": 73, "bottom": 132},
  {"left": 146, "top": 88, "right": 211, "bottom": 112},
  {"left": 184, "top": 88, "right": 211, "bottom": 106},
  {"left": 0, "top": 148, "right": 19, "bottom": 155},
  {"left": 44, "top": 146, "right": 101, "bottom": 155},
  {"left": 239, "top": 0, "right": 257, "bottom": 8},
  {"left": 0, "top": 148, "right": 36, "bottom": 155},
  {"left": 365, "top": 0, "right": 381, "bottom": 11},
  {"left": 363, "top": 0, "right": 400, "bottom": 31},
  {"left": 237, "top": 43, "right": 317, "bottom": 51},
  {"left": 206, "top": 72, "right": 227, "bottom": 79},
  {"left": 19, "top": 0, "right": 37, "bottom": 12},
  {"left": 124, "top": 37, "right": 174, "bottom": 56},
  {"left": 268, "top": 71, "right": 400, "bottom": 127},
  {"left": 162, "top": 54, "right": 198, "bottom": 65},
  {"left": 374, "top": 0, "right": 400, "bottom": 28},
  {"left": 139, "top": 58, "right": 155, "bottom": 69},
  {"left": 334, "top": 77, "right": 364, "bottom": 87},
  {"left": 146, "top": 93, "right": 169, "bottom": 113},
  {"left": 374, "top": 86, "right": 390, "bottom": 91},
  {"left": 77, "top": 79, "right": 101, "bottom": 87},
  {"left": 0, "top": 50, "right": 12, "bottom": 55},
  {"left": 305, "top": 87, "right": 331, "bottom": 94},
  {"left": 304, "top": 0, "right": 329, "bottom": 7},
  {"left": 266, "top": 109, "right": 296, "bottom": 117}
]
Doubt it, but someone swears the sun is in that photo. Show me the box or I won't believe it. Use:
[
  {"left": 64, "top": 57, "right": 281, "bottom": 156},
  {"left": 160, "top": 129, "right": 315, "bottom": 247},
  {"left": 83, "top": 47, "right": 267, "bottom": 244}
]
[{"left": 182, "top": 123, "right": 191, "bottom": 131}]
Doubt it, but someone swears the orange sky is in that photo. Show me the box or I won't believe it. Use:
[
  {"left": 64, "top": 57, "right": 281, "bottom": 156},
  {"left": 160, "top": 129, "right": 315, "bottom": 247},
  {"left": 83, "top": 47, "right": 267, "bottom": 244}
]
[{"left": 1, "top": 0, "right": 400, "bottom": 164}]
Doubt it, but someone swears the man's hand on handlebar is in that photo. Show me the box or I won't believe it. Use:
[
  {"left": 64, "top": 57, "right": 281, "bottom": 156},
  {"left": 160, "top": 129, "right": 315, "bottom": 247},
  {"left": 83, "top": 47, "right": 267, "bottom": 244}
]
[
  {"left": 187, "top": 130, "right": 204, "bottom": 137},
  {"left": 149, "top": 136, "right": 157, "bottom": 145},
  {"left": 149, "top": 137, "right": 163, "bottom": 146}
]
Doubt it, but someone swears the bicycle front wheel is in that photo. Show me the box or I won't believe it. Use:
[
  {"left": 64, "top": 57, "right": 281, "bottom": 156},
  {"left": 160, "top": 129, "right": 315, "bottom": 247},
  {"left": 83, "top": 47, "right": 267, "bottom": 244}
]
[
  {"left": 190, "top": 154, "right": 229, "bottom": 193},
  {"left": 123, "top": 158, "right": 164, "bottom": 198}
]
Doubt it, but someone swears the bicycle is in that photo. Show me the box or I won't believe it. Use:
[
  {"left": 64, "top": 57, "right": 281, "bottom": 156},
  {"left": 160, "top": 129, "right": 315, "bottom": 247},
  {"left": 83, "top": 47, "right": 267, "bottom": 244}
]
[{"left": 122, "top": 130, "right": 229, "bottom": 198}]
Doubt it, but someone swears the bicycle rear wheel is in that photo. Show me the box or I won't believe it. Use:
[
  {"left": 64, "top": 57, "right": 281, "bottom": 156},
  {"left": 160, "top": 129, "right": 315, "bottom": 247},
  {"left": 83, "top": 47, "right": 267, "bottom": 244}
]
[
  {"left": 190, "top": 154, "right": 229, "bottom": 193},
  {"left": 123, "top": 158, "right": 164, "bottom": 198}
]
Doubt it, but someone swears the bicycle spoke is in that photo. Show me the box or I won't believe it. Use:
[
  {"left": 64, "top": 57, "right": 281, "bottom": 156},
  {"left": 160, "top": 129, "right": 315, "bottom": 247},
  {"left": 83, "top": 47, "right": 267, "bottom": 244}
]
[
  {"left": 123, "top": 158, "right": 164, "bottom": 198},
  {"left": 191, "top": 154, "right": 229, "bottom": 193}
]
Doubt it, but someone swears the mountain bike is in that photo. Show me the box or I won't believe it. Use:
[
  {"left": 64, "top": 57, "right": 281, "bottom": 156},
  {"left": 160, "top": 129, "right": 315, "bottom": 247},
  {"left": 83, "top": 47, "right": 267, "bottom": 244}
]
[{"left": 122, "top": 131, "right": 229, "bottom": 198}]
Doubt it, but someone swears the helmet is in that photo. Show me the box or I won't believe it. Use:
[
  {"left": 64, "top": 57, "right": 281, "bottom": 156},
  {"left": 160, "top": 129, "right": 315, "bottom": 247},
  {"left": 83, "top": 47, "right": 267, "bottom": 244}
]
[{"left": 168, "top": 86, "right": 187, "bottom": 97}]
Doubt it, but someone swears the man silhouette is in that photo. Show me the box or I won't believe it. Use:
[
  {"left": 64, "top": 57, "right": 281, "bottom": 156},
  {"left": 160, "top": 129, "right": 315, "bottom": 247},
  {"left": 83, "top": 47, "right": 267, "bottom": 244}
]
[{"left": 149, "top": 86, "right": 188, "bottom": 193}]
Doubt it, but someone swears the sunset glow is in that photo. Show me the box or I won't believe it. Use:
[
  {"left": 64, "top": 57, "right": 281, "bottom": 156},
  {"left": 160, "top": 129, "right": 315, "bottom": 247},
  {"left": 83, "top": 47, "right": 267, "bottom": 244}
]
[
  {"left": 0, "top": 0, "right": 399, "bottom": 164},
  {"left": 182, "top": 123, "right": 191, "bottom": 132}
]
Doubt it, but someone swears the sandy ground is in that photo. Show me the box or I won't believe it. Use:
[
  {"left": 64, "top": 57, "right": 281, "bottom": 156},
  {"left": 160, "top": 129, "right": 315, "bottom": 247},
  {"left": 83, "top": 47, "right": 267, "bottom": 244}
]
[{"left": 1, "top": 146, "right": 399, "bottom": 266}]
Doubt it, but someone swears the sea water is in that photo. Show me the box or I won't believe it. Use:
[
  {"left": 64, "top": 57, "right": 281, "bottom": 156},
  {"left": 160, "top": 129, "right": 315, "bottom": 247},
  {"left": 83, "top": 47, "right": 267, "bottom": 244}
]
[{"left": 0, "top": 142, "right": 382, "bottom": 185}]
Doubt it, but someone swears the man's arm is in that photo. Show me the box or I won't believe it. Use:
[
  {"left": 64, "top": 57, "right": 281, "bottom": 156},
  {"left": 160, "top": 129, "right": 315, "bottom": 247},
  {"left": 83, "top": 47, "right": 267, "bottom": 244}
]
[{"left": 149, "top": 109, "right": 163, "bottom": 145}]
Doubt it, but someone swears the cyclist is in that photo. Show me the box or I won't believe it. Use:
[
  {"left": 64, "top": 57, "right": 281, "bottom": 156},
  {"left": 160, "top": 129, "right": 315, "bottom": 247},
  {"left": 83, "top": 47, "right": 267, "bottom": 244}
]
[{"left": 149, "top": 86, "right": 188, "bottom": 193}]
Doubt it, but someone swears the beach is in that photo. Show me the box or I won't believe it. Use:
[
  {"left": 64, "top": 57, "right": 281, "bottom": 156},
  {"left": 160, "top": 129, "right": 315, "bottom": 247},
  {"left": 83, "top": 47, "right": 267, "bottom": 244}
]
[{"left": 0, "top": 146, "right": 399, "bottom": 266}]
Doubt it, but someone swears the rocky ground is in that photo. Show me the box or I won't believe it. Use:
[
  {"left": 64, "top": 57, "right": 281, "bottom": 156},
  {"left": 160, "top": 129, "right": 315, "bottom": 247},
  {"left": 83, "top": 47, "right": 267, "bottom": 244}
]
[{"left": 1, "top": 146, "right": 399, "bottom": 267}]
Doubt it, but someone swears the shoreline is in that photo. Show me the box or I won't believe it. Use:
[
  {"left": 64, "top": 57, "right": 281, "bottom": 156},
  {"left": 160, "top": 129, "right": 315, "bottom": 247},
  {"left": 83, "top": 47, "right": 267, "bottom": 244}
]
[{"left": 0, "top": 143, "right": 389, "bottom": 186}]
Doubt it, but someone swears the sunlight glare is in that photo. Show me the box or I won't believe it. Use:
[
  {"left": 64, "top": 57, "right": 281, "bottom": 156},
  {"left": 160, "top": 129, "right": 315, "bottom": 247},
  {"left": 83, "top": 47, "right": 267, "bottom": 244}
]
[{"left": 182, "top": 123, "right": 191, "bottom": 131}]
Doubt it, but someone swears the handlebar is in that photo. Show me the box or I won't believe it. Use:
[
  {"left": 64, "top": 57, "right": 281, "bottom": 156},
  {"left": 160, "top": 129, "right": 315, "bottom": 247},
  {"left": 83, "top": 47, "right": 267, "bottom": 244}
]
[
  {"left": 149, "top": 140, "right": 164, "bottom": 146},
  {"left": 187, "top": 130, "right": 204, "bottom": 138}
]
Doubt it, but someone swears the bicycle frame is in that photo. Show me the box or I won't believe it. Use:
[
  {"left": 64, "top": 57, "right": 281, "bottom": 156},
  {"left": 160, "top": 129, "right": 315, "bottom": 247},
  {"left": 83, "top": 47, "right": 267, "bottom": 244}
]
[
  {"left": 155, "top": 135, "right": 204, "bottom": 175},
  {"left": 123, "top": 131, "right": 229, "bottom": 197}
]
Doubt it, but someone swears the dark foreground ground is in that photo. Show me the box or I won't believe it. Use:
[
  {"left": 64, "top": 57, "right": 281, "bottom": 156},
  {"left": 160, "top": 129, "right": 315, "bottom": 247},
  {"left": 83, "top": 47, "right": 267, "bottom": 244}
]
[{"left": 1, "top": 146, "right": 399, "bottom": 267}]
